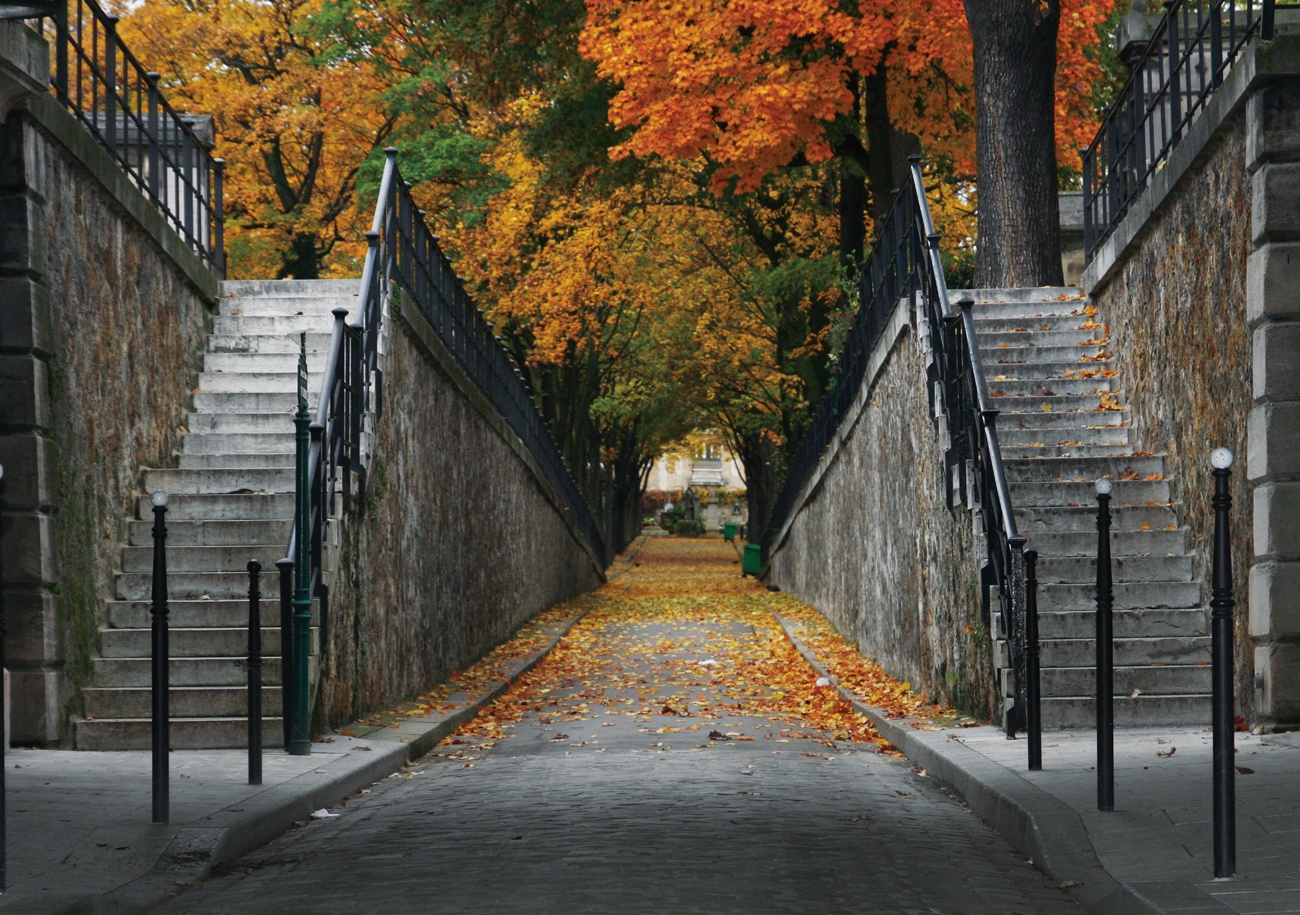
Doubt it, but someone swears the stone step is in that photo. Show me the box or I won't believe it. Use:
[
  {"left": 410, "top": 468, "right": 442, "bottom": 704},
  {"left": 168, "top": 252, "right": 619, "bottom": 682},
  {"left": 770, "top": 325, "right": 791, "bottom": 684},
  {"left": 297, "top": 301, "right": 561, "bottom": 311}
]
[
  {"left": 127, "top": 518, "right": 291, "bottom": 547},
  {"left": 998, "top": 427, "right": 1131, "bottom": 448},
  {"left": 1039, "top": 580, "right": 1202, "bottom": 612},
  {"left": 998, "top": 408, "right": 1128, "bottom": 430},
  {"left": 210, "top": 333, "right": 336, "bottom": 354},
  {"left": 178, "top": 452, "right": 297, "bottom": 470},
  {"left": 1005, "top": 444, "right": 1138, "bottom": 460},
  {"left": 186, "top": 413, "right": 297, "bottom": 434},
  {"left": 99, "top": 626, "right": 284, "bottom": 658},
  {"left": 954, "top": 287, "right": 1089, "bottom": 314},
  {"left": 976, "top": 329, "right": 1100, "bottom": 347},
  {"left": 108, "top": 599, "right": 282, "bottom": 629},
  {"left": 221, "top": 278, "right": 358, "bottom": 298},
  {"left": 1037, "top": 608, "right": 1207, "bottom": 640},
  {"left": 1026, "top": 527, "right": 1188, "bottom": 556},
  {"left": 1004, "top": 455, "right": 1166, "bottom": 483},
  {"left": 218, "top": 296, "right": 358, "bottom": 318},
  {"left": 192, "top": 392, "right": 301, "bottom": 414},
  {"left": 92, "top": 656, "right": 283, "bottom": 688},
  {"left": 116, "top": 570, "right": 280, "bottom": 601},
  {"left": 213, "top": 314, "right": 339, "bottom": 337},
  {"left": 143, "top": 468, "right": 296, "bottom": 494},
  {"left": 204, "top": 351, "right": 332, "bottom": 374},
  {"left": 976, "top": 359, "right": 1116, "bottom": 382},
  {"left": 1038, "top": 636, "right": 1210, "bottom": 668},
  {"left": 197, "top": 371, "right": 325, "bottom": 394},
  {"left": 1035, "top": 553, "right": 1194, "bottom": 584},
  {"left": 1016, "top": 503, "right": 1179, "bottom": 533},
  {"left": 120, "top": 544, "right": 287, "bottom": 573},
  {"left": 75, "top": 716, "right": 286, "bottom": 751},
  {"left": 1010, "top": 478, "right": 1170, "bottom": 506},
  {"left": 1039, "top": 695, "right": 1211, "bottom": 729},
  {"left": 135, "top": 492, "right": 295, "bottom": 521},
  {"left": 1039, "top": 665, "right": 1210, "bottom": 696},
  {"left": 986, "top": 380, "right": 1117, "bottom": 399},
  {"left": 980, "top": 344, "right": 1108, "bottom": 364},
  {"left": 82, "top": 685, "right": 284, "bottom": 719},
  {"left": 180, "top": 432, "right": 295, "bottom": 454}
]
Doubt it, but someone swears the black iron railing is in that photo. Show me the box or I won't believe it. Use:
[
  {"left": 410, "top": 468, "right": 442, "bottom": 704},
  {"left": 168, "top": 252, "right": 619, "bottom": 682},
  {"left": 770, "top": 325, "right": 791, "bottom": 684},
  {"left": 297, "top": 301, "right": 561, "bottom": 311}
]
[
  {"left": 279, "top": 150, "right": 605, "bottom": 695},
  {"left": 763, "top": 157, "right": 1028, "bottom": 730},
  {"left": 48, "top": 0, "right": 225, "bottom": 274},
  {"left": 1083, "top": 0, "right": 1275, "bottom": 258}
]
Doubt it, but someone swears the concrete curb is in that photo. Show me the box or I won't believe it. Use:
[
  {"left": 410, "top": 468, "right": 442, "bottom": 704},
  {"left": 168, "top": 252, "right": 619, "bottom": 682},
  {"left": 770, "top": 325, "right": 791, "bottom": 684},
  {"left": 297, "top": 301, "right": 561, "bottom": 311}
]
[
  {"left": 773, "top": 614, "right": 1211, "bottom": 915},
  {"left": 60, "top": 609, "right": 587, "bottom": 915}
]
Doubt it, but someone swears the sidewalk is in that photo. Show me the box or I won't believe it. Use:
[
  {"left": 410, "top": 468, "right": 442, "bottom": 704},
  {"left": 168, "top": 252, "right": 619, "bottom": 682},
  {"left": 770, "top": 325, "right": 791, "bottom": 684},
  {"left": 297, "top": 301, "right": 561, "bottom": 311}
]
[
  {"left": 0, "top": 609, "right": 583, "bottom": 915},
  {"left": 782, "top": 617, "right": 1300, "bottom": 915}
]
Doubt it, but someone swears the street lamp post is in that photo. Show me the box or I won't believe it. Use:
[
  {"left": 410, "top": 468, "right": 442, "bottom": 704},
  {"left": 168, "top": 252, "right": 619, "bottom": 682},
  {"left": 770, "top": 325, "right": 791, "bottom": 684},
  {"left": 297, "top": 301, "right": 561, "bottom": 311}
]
[
  {"left": 1209, "top": 447, "right": 1236, "bottom": 879},
  {"left": 150, "top": 490, "right": 170, "bottom": 824},
  {"left": 1095, "top": 477, "right": 1114, "bottom": 812}
]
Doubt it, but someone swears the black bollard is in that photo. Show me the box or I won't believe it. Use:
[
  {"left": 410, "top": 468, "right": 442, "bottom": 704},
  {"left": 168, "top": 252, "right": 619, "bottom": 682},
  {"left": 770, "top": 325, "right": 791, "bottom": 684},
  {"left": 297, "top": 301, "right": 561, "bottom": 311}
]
[
  {"left": 276, "top": 557, "right": 294, "bottom": 751},
  {"left": 1095, "top": 478, "right": 1114, "bottom": 812},
  {"left": 1210, "top": 448, "right": 1236, "bottom": 879},
  {"left": 1025, "top": 549, "right": 1042, "bottom": 771},
  {"left": 247, "top": 560, "right": 263, "bottom": 785},
  {"left": 150, "top": 490, "right": 170, "bottom": 824}
]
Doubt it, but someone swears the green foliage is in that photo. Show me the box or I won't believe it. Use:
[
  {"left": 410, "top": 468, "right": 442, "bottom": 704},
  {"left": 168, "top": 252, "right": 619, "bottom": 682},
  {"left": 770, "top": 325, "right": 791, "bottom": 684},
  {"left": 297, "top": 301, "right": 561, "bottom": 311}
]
[{"left": 672, "top": 519, "right": 704, "bottom": 537}]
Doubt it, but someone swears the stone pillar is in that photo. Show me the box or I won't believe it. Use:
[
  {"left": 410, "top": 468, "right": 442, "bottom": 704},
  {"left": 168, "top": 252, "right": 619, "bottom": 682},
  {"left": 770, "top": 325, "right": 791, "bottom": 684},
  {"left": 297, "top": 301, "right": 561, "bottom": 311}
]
[{"left": 1247, "top": 78, "right": 1300, "bottom": 730}]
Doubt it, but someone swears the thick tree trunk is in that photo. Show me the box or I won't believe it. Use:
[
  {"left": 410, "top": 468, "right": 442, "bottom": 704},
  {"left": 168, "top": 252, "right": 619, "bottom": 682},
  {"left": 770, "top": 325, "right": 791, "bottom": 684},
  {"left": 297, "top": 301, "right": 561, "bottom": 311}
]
[{"left": 964, "top": 0, "right": 1064, "bottom": 288}]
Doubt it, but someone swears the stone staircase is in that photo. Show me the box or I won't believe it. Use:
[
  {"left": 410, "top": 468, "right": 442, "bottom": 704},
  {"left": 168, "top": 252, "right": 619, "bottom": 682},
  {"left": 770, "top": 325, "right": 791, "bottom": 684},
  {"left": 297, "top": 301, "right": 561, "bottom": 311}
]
[
  {"left": 75, "top": 279, "right": 360, "bottom": 749},
  {"left": 957, "top": 287, "right": 1211, "bottom": 728}
]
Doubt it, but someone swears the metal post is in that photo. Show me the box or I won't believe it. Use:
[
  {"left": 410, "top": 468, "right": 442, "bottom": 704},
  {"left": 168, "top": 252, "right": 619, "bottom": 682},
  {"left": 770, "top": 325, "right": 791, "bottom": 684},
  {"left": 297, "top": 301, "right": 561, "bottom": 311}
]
[
  {"left": 247, "top": 560, "right": 262, "bottom": 785},
  {"left": 289, "top": 335, "right": 312, "bottom": 756},
  {"left": 1025, "top": 548, "right": 1042, "bottom": 771},
  {"left": 1210, "top": 447, "right": 1236, "bottom": 879},
  {"left": 145, "top": 72, "right": 161, "bottom": 201},
  {"left": 213, "top": 159, "right": 226, "bottom": 278},
  {"left": 1263, "top": 0, "right": 1276, "bottom": 41},
  {"left": 104, "top": 15, "right": 118, "bottom": 156},
  {"left": 276, "top": 556, "right": 294, "bottom": 750},
  {"left": 1095, "top": 477, "right": 1115, "bottom": 812},
  {"left": 149, "top": 490, "right": 170, "bottom": 824},
  {"left": 0, "top": 463, "right": 7, "bottom": 892},
  {"left": 1081, "top": 146, "right": 1094, "bottom": 257},
  {"left": 53, "top": 5, "right": 68, "bottom": 100}
]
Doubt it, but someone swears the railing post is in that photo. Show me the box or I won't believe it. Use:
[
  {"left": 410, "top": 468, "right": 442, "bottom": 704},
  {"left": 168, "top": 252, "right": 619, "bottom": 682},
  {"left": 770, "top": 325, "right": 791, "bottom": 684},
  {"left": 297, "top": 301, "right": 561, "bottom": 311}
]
[
  {"left": 289, "top": 335, "right": 312, "bottom": 756},
  {"left": 145, "top": 72, "right": 161, "bottom": 201},
  {"left": 213, "top": 158, "right": 226, "bottom": 278},
  {"left": 1263, "top": 0, "right": 1275, "bottom": 41},
  {"left": 149, "top": 489, "right": 170, "bottom": 824},
  {"left": 1095, "top": 477, "right": 1115, "bottom": 812},
  {"left": 1210, "top": 0, "right": 1224, "bottom": 89},
  {"left": 104, "top": 15, "right": 118, "bottom": 156},
  {"left": 53, "top": 4, "right": 68, "bottom": 100},
  {"left": 1209, "top": 447, "right": 1236, "bottom": 879},
  {"left": 1166, "top": 1, "right": 1184, "bottom": 147},
  {"left": 1024, "top": 547, "right": 1042, "bottom": 771},
  {"left": 1007, "top": 534, "right": 1028, "bottom": 736},
  {"left": 247, "top": 560, "right": 262, "bottom": 785},
  {"left": 1081, "top": 147, "right": 1095, "bottom": 257},
  {"left": 0, "top": 464, "right": 6, "bottom": 892},
  {"left": 276, "top": 556, "right": 294, "bottom": 750}
]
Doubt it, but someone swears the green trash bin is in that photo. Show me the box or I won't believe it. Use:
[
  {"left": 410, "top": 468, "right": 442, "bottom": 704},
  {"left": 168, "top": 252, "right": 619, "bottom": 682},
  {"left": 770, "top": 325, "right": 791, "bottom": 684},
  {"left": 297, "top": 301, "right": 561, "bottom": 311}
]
[
  {"left": 723, "top": 522, "right": 739, "bottom": 542},
  {"left": 741, "top": 543, "right": 763, "bottom": 577}
]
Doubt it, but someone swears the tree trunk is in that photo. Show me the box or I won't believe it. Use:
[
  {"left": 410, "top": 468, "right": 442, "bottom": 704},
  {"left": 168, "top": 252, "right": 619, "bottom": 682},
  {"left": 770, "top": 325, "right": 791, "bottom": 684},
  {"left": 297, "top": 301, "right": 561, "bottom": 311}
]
[{"left": 964, "top": 0, "right": 1064, "bottom": 288}]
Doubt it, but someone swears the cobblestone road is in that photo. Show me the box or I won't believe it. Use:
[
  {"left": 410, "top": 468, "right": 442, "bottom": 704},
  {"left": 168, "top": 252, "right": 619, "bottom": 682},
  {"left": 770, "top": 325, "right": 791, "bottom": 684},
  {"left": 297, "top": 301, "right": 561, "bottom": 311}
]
[{"left": 152, "top": 540, "right": 1079, "bottom": 914}]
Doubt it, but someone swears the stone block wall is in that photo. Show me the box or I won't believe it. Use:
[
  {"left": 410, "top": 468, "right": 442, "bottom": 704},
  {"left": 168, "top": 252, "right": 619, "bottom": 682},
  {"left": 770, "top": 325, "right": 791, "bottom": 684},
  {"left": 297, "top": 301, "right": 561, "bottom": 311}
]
[
  {"left": 318, "top": 294, "right": 603, "bottom": 726},
  {"left": 767, "top": 304, "right": 993, "bottom": 718},
  {"left": 0, "top": 29, "right": 217, "bottom": 744}
]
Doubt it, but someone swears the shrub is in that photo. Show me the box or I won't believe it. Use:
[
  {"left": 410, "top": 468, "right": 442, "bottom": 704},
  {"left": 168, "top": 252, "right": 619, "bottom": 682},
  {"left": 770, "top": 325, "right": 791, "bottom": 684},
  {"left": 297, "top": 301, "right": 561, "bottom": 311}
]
[{"left": 673, "top": 519, "right": 704, "bottom": 537}]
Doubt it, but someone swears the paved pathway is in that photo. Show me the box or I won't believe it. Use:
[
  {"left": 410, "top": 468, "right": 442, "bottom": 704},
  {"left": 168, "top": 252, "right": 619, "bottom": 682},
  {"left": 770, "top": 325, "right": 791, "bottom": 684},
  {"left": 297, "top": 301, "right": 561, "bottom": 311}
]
[{"left": 150, "top": 540, "right": 1079, "bottom": 914}]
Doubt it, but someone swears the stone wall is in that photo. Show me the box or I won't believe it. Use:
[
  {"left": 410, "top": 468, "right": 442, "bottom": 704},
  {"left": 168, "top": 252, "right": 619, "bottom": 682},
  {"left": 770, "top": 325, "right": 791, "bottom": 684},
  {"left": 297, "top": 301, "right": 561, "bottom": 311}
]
[
  {"left": 1086, "top": 108, "right": 1256, "bottom": 717},
  {"left": 318, "top": 295, "right": 603, "bottom": 725},
  {"left": 768, "top": 306, "right": 993, "bottom": 717},
  {"left": 0, "top": 27, "right": 218, "bottom": 744}
]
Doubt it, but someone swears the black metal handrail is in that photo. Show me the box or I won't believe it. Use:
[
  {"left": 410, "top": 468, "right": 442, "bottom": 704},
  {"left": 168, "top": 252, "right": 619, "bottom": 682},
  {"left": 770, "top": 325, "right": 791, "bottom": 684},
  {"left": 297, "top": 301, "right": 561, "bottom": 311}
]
[
  {"left": 280, "top": 149, "right": 606, "bottom": 681},
  {"left": 48, "top": 0, "right": 225, "bottom": 274},
  {"left": 763, "top": 157, "right": 1028, "bottom": 730},
  {"left": 1082, "top": 0, "right": 1275, "bottom": 258}
]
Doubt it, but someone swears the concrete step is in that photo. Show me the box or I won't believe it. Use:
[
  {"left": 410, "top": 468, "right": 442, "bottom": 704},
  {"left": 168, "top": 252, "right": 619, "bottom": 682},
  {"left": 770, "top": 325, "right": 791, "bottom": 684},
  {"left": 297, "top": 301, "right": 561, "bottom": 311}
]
[
  {"left": 82, "top": 685, "right": 283, "bottom": 719},
  {"left": 120, "top": 544, "right": 287, "bottom": 573},
  {"left": 204, "top": 352, "right": 332, "bottom": 374},
  {"left": 1038, "top": 636, "right": 1210, "bottom": 668},
  {"left": 135, "top": 492, "right": 294, "bottom": 521},
  {"left": 1039, "top": 580, "right": 1202, "bottom": 612},
  {"left": 1035, "top": 553, "right": 1194, "bottom": 584},
  {"left": 998, "top": 408, "right": 1128, "bottom": 430},
  {"left": 1037, "top": 608, "right": 1207, "bottom": 640},
  {"left": 212, "top": 315, "right": 345, "bottom": 338},
  {"left": 116, "top": 570, "right": 282, "bottom": 601},
  {"left": 75, "top": 716, "right": 285, "bottom": 751},
  {"left": 976, "top": 329, "right": 1101, "bottom": 347},
  {"left": 99, "top": 626, "right": 283, "bottom": 658},
  {"left": 1016, "top": 503, "right": 1179, "bottom": 533},
  {"left": 1039, "top": 695, "right": 1211, "bottom": 729},
  {"left": 92, "top": 656, "right": 283, "bottom": 688},
  {"left": 1010, "top": 478, "right": 1170, "bottom": 506},
  {"left": 1039, "top": 665, "right": 1210, "bottom": 696},
  {"left": 977, "top": 360, "right": 1116, "bottom": 382},
  {"left": 980, "top": 344, "right": 1108, "bottom": 364},
  {"left": 953, "top": 287, "right": 1089, "bottom": 314},
  {"left": 178, "top": 453, "right": 296, "bottom": 470},
  {"left": 998, "top": 427, "right": 1131, "bottom": 448},
  {"left": 218, "top": 297, "right": 358, "bottom": 319},
  {"left": 1004, "top": 455, "right": 1165, "bottom": 483},
  {"left": 210, "top": 333, "right": 335, "bottom": 354},
  {"left": 192, "top": 392, "right": 300, "bottom": 414},
  {"left": 142, "top": 468, "right": 296, "bottom": 494},
  {"left": 186, "top": 413, "right": 297, "bottom": 434},
  {"left": 987, "top": 381, "right": 1117, "bottom": 399},
  {"left": 179, "top": 432, "right": 295, "bottom": 455},
  {"left": 108, "top": 599, "right": 282, "bottom": 629},
  {"left": 197, "top": 372, "right": 325, "bottom": 394},
  {"left": 127, "top": 519, "right": 291, "bottom": 547},
  {"left": 221, "top": 278, "right": 358, "bottom": 298},
  {"left": 1004, "top": 444, "right": 1139, "bottom": 460},
  {"left": 1027, "top": 527, "right": 1188, "bottom": 556}
]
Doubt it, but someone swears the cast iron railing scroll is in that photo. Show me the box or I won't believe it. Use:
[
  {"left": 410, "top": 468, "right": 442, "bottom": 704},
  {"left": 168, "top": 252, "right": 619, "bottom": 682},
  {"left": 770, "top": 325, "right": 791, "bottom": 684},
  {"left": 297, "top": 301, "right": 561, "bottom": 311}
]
[
  {"left": 762, "top": 156, "right": 1029, "bottom": 734},
  {"left": 1082, "top": 0, "right": 1277, "bottom": 258},
  {"left": 48, "top": 0, "right": 225, "bottom": 274}
]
